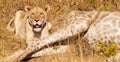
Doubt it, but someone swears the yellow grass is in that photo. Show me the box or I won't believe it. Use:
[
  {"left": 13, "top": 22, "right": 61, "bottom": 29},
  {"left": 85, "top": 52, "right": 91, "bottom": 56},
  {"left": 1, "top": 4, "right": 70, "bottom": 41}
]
[{"left": 0, "top": 0, "right": 120, "bottom": 62}]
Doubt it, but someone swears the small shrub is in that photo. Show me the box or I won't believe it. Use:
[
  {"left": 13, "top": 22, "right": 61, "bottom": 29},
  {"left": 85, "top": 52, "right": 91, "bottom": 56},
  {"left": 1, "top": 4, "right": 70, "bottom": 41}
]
[
  {"left": 98, "top": 41, "right": 119, "bottom": 57},
  {"left": 89, "top": 0, "right": 97, "bottom": 5},
  {"left": 53, "top": 46, "right": 60, "bottom": 50},
  {"left": 100, "top": 5, "right": 110, "bottom": 11}
]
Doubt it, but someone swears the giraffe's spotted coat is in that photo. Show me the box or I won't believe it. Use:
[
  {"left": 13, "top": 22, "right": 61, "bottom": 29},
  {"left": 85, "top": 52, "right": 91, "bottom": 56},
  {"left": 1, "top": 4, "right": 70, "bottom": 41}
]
[{"left": 85, "top": 11, "right": 120, "bottom": 49}]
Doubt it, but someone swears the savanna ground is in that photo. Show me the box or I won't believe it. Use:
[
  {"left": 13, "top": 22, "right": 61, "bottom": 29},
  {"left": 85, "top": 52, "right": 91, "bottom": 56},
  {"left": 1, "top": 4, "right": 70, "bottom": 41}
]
[{"left": 0, "top": 0, "right": 120, "bottom": 62}]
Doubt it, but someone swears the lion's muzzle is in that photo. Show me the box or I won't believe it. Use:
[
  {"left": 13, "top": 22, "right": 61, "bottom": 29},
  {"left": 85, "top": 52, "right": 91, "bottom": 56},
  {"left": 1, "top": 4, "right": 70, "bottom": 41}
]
[
  {"left": 33, "top": 23, "right": 42, "bottom": 32},
  {"left": 32, "top": 20, "right": 46, "bottom": 32}
]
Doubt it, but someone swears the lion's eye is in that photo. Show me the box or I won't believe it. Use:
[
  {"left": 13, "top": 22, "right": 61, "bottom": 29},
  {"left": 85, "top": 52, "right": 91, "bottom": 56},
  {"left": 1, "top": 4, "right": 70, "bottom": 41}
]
[
  {"left": 31, "top": 13, "right": 34, "bottom": 15},
  {"left": 40, "top": 13, "right": 43, "bottom": 15},
  {"left": 27, "top": 16, "right": 29, "bottom": 19}
]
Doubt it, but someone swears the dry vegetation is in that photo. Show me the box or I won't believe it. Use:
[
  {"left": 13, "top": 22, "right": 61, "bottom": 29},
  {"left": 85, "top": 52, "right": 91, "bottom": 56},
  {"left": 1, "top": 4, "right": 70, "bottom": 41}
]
[{"left": 0, "top": 0, "right": 120, "bottom": 62}]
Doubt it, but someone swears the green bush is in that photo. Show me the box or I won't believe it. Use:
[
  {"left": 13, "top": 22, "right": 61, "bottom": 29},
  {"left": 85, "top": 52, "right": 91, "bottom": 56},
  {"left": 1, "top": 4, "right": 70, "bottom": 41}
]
[
  {"left": 89, "top": 0, "right": 97, "bottom": 5},
  {"left": 53, "top": 46, "right": 60, "bottom": 50},
  {"left": 100, "top": 5, "right": 110, "bottom": 11},
  {"left": 98, "top": 41, "right": 119, "bottom": 57}
]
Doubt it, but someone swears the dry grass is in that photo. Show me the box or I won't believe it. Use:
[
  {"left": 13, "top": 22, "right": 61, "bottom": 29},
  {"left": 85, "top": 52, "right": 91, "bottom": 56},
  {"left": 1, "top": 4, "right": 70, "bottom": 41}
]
[
  {"left": 0, "top": 0, "right": 120, "bottom": 62},
  {"left": 28, "top": 37, "right": 106, "bottom": 62}
]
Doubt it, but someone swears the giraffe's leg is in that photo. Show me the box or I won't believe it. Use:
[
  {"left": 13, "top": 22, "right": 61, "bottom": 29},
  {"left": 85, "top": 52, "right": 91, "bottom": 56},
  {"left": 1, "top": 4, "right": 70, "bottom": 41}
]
[
  {"left": 0, "top": 49, "right": 25, "bottom": 62},
  {"left": 31, "top": 45, "right": 70, "bottom": 57},
  {"left": 1, "top": 45, "right": 70, "bottom": 62}
]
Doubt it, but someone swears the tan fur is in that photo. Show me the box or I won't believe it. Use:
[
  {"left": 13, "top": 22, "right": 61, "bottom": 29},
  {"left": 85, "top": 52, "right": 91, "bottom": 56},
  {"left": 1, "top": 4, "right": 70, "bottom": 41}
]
[
  {"left": 7, "top": 6, "right": 52, "bottom": 44},
  {"left": 14, "top": 10, "right": 26, "bottom": 39},
  {"left": 19, "top": 11, "right": 25, "bottom": 21}
]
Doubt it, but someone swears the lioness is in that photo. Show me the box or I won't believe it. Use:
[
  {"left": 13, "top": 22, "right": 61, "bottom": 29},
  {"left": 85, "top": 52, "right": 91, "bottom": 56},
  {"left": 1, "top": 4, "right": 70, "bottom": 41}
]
[{"left": 7, "top": 6, "right": 52, "bottom": 43}]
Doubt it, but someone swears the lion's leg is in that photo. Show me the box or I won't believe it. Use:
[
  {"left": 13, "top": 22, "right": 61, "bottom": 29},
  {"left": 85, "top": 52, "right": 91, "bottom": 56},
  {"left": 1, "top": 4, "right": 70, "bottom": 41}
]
[
  {"left": 7, "top": 17, "right": 15, "bottom": 32},
  {"left": 47, "top": 22, "right": 52, "bottom": 30}
]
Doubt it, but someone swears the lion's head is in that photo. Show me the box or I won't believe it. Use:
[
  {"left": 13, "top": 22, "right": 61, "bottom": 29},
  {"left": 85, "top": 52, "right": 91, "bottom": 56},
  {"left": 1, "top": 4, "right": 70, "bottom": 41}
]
[{"left": 26, "top": 6, "right": 50, "bottom": 32}]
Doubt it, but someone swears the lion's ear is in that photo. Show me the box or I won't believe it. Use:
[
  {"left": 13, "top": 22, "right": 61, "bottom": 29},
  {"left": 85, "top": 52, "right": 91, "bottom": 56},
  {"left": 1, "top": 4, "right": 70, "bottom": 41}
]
[
  {"left": 45, "top": 5, "right": 50, "bottom": 13},
  {"left": 25, "top": 5, "right": 32, "bottom": 12}
]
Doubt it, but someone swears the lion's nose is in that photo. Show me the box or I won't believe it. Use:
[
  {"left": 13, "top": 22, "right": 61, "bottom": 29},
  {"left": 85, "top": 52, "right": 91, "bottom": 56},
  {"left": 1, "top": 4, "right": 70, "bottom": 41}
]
[{"left": 35, "top": 20, "right": 39, "bottom": 22}]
